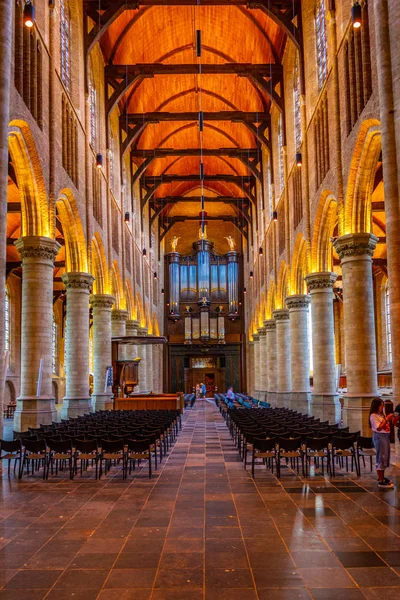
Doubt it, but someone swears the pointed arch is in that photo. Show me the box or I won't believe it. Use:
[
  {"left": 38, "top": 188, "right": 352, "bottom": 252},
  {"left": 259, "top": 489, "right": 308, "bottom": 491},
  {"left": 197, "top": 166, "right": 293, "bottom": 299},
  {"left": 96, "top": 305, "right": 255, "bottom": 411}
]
[
  {"left": 265, "top": 279, "right": 276, "bottom": 319},
  {"left": 8, "top": 121, "right": 50, "bottom": 237},
  {"left": 290, "top": 233, "right": 308, "bottom": 295},
  {"left": 125, "top": 280, "right": 134, "bottom": 319},
  {"left": 344, "top": 119, "right": 381, "bottom": 235},
  {"left": 152, "top": 313, "right": 160, "bottom": 337},
  {"left": 91, "top": 233, "right": 108, "bottom": 294},
  {"left": 56, "top": 189, "right": 87, "bottom": 272},
  {"left": 311, "top": 192, "right": 338, "bottom": 272},
  {"left": 136, "top": 293, "right": 145, "bottom": 328},
  {"left": 111, "top": 261, "right": 125, "bottom": 309},
  {"left": 276, "top": 261, "right": 288, "bottom": 309}
]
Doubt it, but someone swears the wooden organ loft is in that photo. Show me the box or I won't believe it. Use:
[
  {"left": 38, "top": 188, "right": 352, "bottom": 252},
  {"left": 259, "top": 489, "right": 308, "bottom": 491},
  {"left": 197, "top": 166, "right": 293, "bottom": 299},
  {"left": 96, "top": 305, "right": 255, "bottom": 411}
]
[{"left": 164, "top": 230, "right": 246, "bottom": 396}]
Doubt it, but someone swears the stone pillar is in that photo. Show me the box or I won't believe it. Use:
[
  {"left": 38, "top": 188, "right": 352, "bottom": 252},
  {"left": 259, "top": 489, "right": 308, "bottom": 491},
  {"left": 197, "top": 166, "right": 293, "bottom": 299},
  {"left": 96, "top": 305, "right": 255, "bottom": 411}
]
[
  {"left": 286, "top": 295, "right": 311, "bottom": 414},
  {"left": 146, "top": 345, "right": 154, "bottom": 392},
  {"left": 111, "top": 309, "right": 129, "bottom": 360},
  {"left": 305, "top": 272, "right": 340, "bottom": 424},
  {"left": 152, "top": 344, "right": 163, "bottom": 393},
  {"left": 14, "top": 237, "right": 61, "bottom": 430},
  {"left": 61, "top": 272, "right": 94, "bottom": 419},
  {"left": 90, "top": 294, "right": 115, "bottom": 411},
  {"left": 248, "top": 341, "right": 255, "bottom": 397},
  {"left": 137, "top": 327, "right": 148, "bottom": 391},
  {"left": 252, "top": 333, "right": 260, "bottom": 399},
  {"left": 373, "top": 0, "right": 400, "bottom": 410},
  {"left": 333, "top": 234, "right": 379, "bottom": 433},
  {"left": 125, "top": 320, "right": 140, "bottom": 393},
  {"left": 265, "top": 320, "right": 277, "bottom": 405},
  {"left": 273, "top": 309, "right": 291, "bottom": 407},
  {"left": 0, "top": 0, "right": 13, "bottom": 431},
  {"left": 258, "top": 327, "right": 267, "bottom": 401}
]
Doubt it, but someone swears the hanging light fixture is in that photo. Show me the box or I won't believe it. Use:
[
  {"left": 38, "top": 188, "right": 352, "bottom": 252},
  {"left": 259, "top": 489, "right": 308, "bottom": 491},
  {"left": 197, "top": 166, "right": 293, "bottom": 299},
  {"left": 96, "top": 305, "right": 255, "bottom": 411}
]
[
  {"left": 124, "top": 212, "right": 130, "bottom": 223},
  {"left": 161, "top": 288, "right": 164, "bottom": 295},
  {"left": 272, "top": 210, "right": 278, "bottom": 222},
  {"left": 96, "top": 153, "right": 103, "bottom": 169},
  {"left": 142, "top": 248, "right": 147, "bottom": 256},
  {"left": 243, "top": 287, "right": 247, "bottom": 294},
  {"left": 259, "top": 247, "right": 263, "bottom": 255},
  {"left": 153, "top": 272, "right": 158, "bottom": 279},
  {"left": 295, "top": 152, "right": 302, "bottom": 167},
  {"left": 24, "top": 1, "right": 35, "bottom": 27},
  {"left": 250, "top": 271, "right": 253, "bottom": 279},
  {"left": 351, "top": 2, "right": 362, "bottom": 28}
]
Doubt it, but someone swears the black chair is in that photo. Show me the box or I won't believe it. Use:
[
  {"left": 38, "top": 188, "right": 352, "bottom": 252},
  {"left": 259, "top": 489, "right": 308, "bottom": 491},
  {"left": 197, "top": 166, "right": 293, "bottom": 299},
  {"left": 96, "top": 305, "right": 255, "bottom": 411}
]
[
  {"left": 21, "top": 439, "right": 48, "bottom": 479},
  {"left": 304, "top": 436, "right": 331, "bottom": 477},
  {"left": 251, "top": 438, "right": 278, "bottom": 478},
  {"left": 47, "top": 439, "right": 74, "bottom": 479},
  {"left": 74, "top": 439, "right": 100, "bottom": 479},
  {"left": 126, "top": 439, "right": 152, "bottom": 479},
  {"left": 99, "top": 438, "right": 126, "bottom": 479},
  {"left": 357, "top": 436, "right": 376, "bottom": 472},
  {"left": 0, "top": 439, "right": 23, "bottom": 477},
  {"left": 331, "top": 435, "right": 360, "bottom": 476},
  {"left": 277, "top": 437, "right": 304, "bottom": 477}
]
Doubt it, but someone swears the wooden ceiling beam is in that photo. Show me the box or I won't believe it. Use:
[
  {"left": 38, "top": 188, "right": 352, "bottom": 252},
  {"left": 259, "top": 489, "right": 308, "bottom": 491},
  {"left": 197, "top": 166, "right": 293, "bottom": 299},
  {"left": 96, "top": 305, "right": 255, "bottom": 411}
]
[
  {"left": 7, "top": 202, "right": 21, "bottom": 213},
  {"left": 106, "top": 64, "right": 282, "bottom": 115}
]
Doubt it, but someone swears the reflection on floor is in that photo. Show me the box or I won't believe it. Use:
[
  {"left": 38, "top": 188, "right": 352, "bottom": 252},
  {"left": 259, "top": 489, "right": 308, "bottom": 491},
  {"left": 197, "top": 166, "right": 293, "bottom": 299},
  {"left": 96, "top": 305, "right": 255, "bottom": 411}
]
[{"left": 1, "top": 400, "right": 400, "bottom": 599}]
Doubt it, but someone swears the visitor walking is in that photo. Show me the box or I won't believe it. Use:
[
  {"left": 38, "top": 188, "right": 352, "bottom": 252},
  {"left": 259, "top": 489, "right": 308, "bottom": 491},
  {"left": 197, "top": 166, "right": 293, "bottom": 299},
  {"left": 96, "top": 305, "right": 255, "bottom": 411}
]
[{"left": 369, "top": 398, "right": 395, "bottom": 488}]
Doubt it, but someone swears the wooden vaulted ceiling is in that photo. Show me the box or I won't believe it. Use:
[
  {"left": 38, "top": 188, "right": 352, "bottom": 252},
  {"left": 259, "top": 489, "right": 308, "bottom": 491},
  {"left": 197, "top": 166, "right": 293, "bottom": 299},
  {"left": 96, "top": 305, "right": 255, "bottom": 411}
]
[{"left": 91, "top": 1, "right": 294, "bottom": 244}]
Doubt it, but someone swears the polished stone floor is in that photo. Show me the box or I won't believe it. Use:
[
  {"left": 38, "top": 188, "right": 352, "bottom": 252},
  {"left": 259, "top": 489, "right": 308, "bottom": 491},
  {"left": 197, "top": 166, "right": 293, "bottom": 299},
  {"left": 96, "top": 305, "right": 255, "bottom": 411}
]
[{"left": 1, "top": 400, "right": 400, "bottom": 599}]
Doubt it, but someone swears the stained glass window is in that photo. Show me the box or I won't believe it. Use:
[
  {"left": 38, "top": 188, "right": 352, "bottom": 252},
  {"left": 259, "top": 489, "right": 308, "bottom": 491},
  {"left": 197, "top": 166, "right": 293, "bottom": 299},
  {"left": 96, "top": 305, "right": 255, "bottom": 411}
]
[
  {"left": 315, "top": 0, "right": 328, "bottom": 90},
  {"left": 293, "top": 53, "right": 302, "bottom": 149},
  {"left": 278, "top": 115, "right": 284, "bottom": 195},
  {"left": 60, "top": 0, "right": 70, "bottom": 91},
  {"left": 52, "top": 314, "right": 58, "bottom": 374},
  {"left": 5, "top": 288, "right": 10, "bottom": 352},
  {"left": 386, "top": 283, "right": 392, "bottom": 363}
]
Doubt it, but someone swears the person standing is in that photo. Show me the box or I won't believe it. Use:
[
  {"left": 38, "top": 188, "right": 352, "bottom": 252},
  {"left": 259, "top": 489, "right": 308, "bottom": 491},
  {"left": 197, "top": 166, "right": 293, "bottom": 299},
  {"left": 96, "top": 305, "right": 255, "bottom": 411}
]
[
  {"left": 369, "top": 398, "right": 395, "bottom": 488},
  {"left": 226, "top": 386, "right": 235, "bottom": 408},
  {"left": 201, "top": 382, "right": 206, "bottom": 398}
]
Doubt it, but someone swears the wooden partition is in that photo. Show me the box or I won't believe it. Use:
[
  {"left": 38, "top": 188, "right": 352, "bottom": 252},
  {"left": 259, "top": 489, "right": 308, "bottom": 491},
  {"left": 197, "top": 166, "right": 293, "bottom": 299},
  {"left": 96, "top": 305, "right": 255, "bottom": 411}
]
[{"left": 114, "top": 394, "right": 184, "bottom": 413}]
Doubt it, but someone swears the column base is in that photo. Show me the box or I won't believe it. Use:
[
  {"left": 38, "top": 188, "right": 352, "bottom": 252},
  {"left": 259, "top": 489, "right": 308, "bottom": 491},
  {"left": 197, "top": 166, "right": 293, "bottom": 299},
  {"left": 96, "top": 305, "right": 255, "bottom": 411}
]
[
  {"left": 309, "top": 394, "right": 341, "bottom": 424},
  {"left": 61, "top": 397, "right": 93, "bottom": 419},
  {"left": 342, "top": 395, "right": 376, "bottom": 436},
  {"left": 13, "top": 396, "right": 57, "bottom": 432},
  {"left": 267, "top": 391, "right": 277, "bottom": 406},
  {"left": 91, "top": 393, "right": 114, "bottom": 412},
  {"left": 290, "top": 391, "right": 311, "bottom": 414},
  {"left": 275, "top": 392, "right": 291, "bottom": 408}
]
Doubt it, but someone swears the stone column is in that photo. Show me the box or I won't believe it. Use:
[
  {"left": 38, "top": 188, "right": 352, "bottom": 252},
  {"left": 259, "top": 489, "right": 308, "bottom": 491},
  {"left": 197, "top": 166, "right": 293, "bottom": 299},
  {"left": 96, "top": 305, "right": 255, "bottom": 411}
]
[
  {"left": 0, "top": 0, "right": 13, "bottom": 431},
  {"left": 14, "top": 236, "right": 61, "bottom": 430},
  {"left": 111, "top": 309, "right": 128, "bottom": 361},
  {"left": 61, "top": 272, "right": 94, "bottom": 419},
  {"left": 248, "top": 341, "right": 255, "bottom": 397},
  {"left": 305, "top": 272, "right": 340, "bottom": 424},
  {"left": 252, "top": 333, "right": 260, "bottom": 399},
  {"left": 90, "top": 294, "right": 115, "bottom": 411},
  {"left": 286, "top": 294, "right": 311, "bottom": 414},
  {"left": 265, "top": 320, "right": 277, "bottom": 405},
  {"left": 273, "top": 309, "right": 291, "bottom": 407},
  {"left": 125, "top": 320, "right": 140, "bottom": 393},
  {"left": 333, "top": 234, "right": 379, "bottom": 433},
  {"left": 152, "top": 344, "right": 163, "bottom": 393},
  {"left": 137, "top": 327, "right": 148, "bottom": 391},
  {"left": 258, "top": 327, "right": 267, "bottom": 401}
]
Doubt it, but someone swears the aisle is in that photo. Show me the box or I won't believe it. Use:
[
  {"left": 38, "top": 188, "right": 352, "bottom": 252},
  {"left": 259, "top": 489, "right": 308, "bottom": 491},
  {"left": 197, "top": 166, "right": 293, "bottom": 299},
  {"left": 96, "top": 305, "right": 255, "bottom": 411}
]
[{"left": 0, "top": 400, "right": 400, "bottom": 598}]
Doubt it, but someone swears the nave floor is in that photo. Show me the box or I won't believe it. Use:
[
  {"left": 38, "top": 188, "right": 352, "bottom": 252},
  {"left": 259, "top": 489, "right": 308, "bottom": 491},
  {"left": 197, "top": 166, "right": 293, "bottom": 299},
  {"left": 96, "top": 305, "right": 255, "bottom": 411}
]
[{"left": 1, "top": 400, "right": 400, "bottom": 599}]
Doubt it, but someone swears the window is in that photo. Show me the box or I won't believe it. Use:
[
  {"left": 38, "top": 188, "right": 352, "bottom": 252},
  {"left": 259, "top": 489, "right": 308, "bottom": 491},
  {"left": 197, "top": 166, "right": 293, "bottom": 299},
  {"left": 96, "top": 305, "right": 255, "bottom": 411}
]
[
  {"left": 314, "top": 92, "right": 330, "bottom": 190},
  {"left": 315, "top": 0, "right": 328, "bottom": 90},
  {"left": 60, "top": 0, "right": 71, "bottom": 92},
  {"left": 109, "top": 134, "right": 115, "bottom": 191},
  {"left": 278, "top": 115, "right": 284, "bottom": 196},
  {"left": 386, "top": 283, "right": 392, "bottom": 364},
  {"left": 308, "top": 307, "right": 313, "bottom": 374},
  {"left": 52, "top": 315, "right": 58, "bottom": 374},
  {"left": 293, "top": 53, "right": 302, "bottom": 149},
  {"left": 267, "top": 159, "right": 273, "bottom": 220},
  {"left": 5, "top": 288, "right": 10, "bottom": 353},
  {"left": 89, "top": 75, "right": 96, "bottom": 147}
]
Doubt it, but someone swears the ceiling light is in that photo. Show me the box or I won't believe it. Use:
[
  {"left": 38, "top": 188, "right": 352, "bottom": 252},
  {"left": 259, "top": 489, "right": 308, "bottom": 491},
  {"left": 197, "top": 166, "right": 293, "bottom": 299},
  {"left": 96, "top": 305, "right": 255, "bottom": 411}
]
[
  {"left": 272, "top": 211, "right": 278, "bottom": 222},
  {"left": 295, "top": 152, "right": 302, "bottom": 167},
  {"left": 352, "top": 2, "right": 362, "bottom": 28},
  {"left": 124, "top": 212, "right": 130, "bottom": 223},
  {"left": 24, "top": 1, "right": 35, "bottom": 27},
  {"left": 96, "top": 153, "right": 103, "bottom": 169}
]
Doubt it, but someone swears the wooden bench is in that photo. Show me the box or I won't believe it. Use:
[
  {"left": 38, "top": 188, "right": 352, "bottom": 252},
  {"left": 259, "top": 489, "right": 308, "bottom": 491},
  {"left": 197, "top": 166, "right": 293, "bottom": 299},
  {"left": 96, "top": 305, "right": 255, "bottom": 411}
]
[{"left": 114, "top": 394, "right": 184, "bottom": 412}]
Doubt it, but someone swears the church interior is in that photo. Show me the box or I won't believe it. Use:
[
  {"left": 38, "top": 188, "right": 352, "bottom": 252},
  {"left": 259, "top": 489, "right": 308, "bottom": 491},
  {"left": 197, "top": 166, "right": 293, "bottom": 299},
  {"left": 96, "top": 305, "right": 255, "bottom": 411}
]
[{"left": 1, "top": 0, "right": 400, "bottom": 597}]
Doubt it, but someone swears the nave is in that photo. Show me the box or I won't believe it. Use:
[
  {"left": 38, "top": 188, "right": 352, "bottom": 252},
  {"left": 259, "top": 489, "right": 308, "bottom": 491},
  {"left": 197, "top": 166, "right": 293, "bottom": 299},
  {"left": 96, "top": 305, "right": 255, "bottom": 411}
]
[{"left": 1, "top": 400, "right": 400, "bottom": 599}]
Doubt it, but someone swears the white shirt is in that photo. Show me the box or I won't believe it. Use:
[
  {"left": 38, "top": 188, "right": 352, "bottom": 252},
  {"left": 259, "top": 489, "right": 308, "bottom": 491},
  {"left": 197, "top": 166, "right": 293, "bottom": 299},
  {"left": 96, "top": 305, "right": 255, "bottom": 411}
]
[{"left": 370, "top": 413, "right": 390, "bottom": 434}]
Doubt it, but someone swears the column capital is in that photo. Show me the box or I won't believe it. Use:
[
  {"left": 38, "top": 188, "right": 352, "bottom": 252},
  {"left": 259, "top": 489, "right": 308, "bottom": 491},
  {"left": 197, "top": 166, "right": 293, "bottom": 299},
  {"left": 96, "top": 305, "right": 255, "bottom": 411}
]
[
  {"left": 126, "top": 319, "right": 140, "bottom": 335},
  {"left": 286, "top": 294, "right": 311, "bottom": 310},
  {"left": 264, "top": 319, "right": 276, "bottom": 330},
  {"left": 258, "top": 327, "right": 267, "bottom": 337},
  {"left": 137, "top": 327, "right": 148, "bottom": 336},
  {"left": 273, "top": 309, "right": 290, "bottom": 321},
  {"left": 305, "top": 271, "right": 337, "bottom": 290},
  {"left": 111, "top": 309, "right": 129, "bottom": 323},
  {"left": 252, "top": 333, "right": 260, "bottom": 342},
  {"left": 15, "top": 236, "right": 61, "bottom": 262},
  {"left": 333, "top": 232, "right": 378, "bottom": 259},
  {"left": 62, "top": 272, "right": 94, "bottom": 291},
  {"left": 89, "top": 294, "right": 115, "bottom": 309},
  {"left": 248, "top": 340, "right": 254, "bottom": 346}
]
